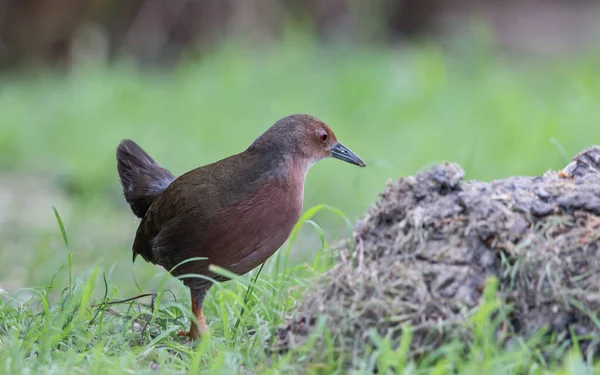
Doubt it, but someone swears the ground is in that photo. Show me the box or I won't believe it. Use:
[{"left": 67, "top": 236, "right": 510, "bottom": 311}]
[{"left": 1, "top": 32, "right": 600, "bottom": 374}]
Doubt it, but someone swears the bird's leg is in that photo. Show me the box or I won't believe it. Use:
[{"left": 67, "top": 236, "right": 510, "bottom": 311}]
[{"left": 178, "top": 289, "right": 209, "bottom": 339}]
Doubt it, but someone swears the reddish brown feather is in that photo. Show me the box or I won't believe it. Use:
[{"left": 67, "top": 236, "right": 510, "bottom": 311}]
[{"left": 116, "top": 114, "right": 362, "bottom": 332}]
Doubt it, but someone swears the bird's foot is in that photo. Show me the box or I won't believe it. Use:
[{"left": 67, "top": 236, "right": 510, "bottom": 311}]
[
  {"left": 177, "top": 323, "right": 208, "bottom": 340},
  {"left": 177, "top": 328, "right": 201, "bottom": 340},
  {"left": 177, "top": 309, "right": 209, "bottom": 340},
  {"left": 176, "top": 290, "right": 209, "bottom": 340},
  {"left": 177, "top": 329, "right": 195, "bottom": 339}
]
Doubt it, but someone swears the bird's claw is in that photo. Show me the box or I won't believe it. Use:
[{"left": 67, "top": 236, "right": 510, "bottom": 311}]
[
  {"left": 176, "top": 323, "right": 207, "bottom": 340},
  {"left": 177, "top": 329, "right": 189, "bottom": 337}
]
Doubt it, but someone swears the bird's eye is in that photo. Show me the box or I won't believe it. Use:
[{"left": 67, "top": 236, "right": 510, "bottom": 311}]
[{"left": 320, "top": 133, "right": 328, "bottom": 142}]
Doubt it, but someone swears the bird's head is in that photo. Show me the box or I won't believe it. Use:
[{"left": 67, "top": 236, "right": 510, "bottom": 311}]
[{"left": 250, "top": 114, "right": 365, "bottom": 171}]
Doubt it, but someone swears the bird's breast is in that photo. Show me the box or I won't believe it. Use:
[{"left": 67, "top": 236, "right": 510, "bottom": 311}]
[{"left": 209, "top": 178, "right": 304, "bottom": 275}]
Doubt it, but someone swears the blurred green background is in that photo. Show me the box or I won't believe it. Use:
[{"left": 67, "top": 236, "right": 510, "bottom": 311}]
[{"left": 1, "top": 0, "right": 600, "bottom": 299}]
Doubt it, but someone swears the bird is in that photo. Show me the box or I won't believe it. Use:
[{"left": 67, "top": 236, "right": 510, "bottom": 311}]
[{"left": 116, "top": 114, "right": 365, "bottom": 339}]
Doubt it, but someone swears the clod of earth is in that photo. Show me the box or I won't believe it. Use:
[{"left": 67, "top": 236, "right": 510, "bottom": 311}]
[{"left": 273, "top": 146, "right": 600, "bottom": 365}]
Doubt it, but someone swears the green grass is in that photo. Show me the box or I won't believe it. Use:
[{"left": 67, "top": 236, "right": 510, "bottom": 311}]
[
  {"left": 1, "top": 30, "right": 600, "bottom": 373},
  {"left": 2, "top": 207, "right": 596, "bottom": 374}
]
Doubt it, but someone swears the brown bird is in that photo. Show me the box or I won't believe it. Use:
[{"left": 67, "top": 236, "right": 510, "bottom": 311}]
[{"left": 116, "top": 114, "right": 365, "bottom": 339}]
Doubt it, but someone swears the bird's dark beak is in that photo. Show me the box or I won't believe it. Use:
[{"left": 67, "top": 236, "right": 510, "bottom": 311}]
[{"left": 330, "top": 142, "right": 366, "bottom": 167}]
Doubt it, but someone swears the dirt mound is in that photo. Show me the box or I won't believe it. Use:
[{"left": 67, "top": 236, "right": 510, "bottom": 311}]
[{"left": 274, "top": 146, "right": 600, "bottom": 365}]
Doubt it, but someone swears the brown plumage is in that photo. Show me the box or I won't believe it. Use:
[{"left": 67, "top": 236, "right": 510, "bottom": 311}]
[{"left": 116, "top": 114, "right": 365, "bottom": 339}]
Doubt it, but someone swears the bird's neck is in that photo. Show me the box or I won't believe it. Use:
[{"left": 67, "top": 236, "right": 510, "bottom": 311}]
[{"left": 245, "top": 145, "right": 311, "bottom": 188}]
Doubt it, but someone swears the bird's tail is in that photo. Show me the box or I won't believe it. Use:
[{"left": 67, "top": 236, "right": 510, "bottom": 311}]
[{"left": 116, "top": 139, "right": 176, "bottom": 218}]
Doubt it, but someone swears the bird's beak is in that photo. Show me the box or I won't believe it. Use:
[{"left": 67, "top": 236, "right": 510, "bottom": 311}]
[{"left": 330, "top": 142, "right": 366, "bottom": 167}]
